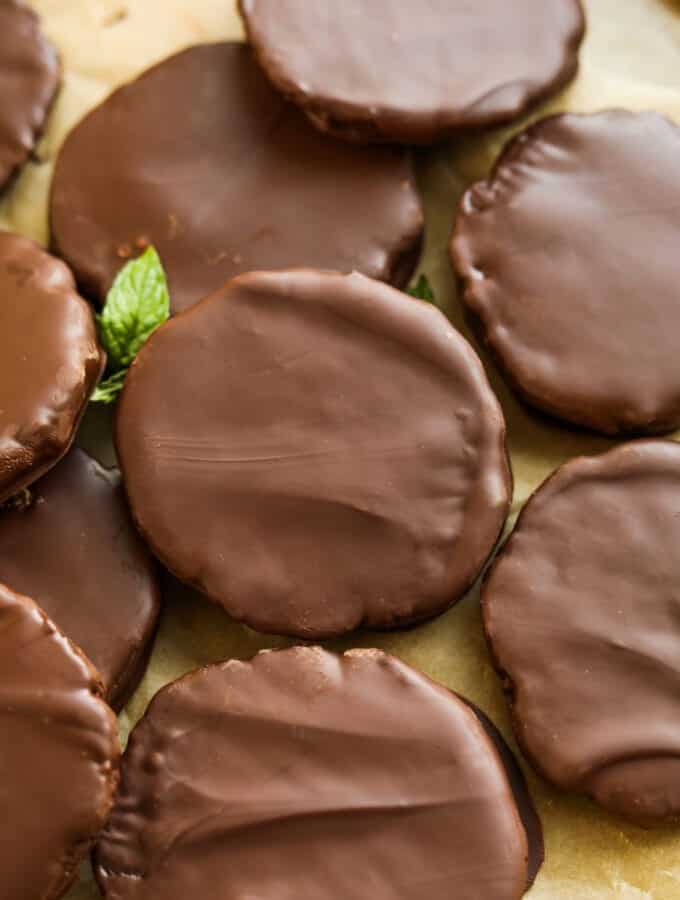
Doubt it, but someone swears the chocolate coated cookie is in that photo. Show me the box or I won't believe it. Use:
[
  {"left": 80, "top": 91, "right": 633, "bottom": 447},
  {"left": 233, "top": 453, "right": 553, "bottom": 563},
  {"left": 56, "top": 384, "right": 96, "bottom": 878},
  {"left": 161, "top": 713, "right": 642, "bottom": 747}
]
[
  {"left": 452, "top": 111, "right": 680, "bottom": 435},
  {"left": 50, "top": 43, "right": 423, "bottom": 313},
  {"left": 96, "top": 646, "right": 541, "bottom": 900},
  {"left": 116, "top": 270, "right": 511, "bottom": 638},
  {"left": 0, "top": 231, "right": 103, "bottom": 503},
  {"left": 240, "top": 0, "right": 585, "bottom": 144},
  {"left": 484, "top": 440, "right": 680, "bottom": 826},
  {"left": 0, "top": 1, "right": 60, "bottom": 190},
  {"left": 0, "top": 582, "right": 120, "bottom": 900},
  {"left": 0, "top": 447, "right": 161, "bottom": 709}
]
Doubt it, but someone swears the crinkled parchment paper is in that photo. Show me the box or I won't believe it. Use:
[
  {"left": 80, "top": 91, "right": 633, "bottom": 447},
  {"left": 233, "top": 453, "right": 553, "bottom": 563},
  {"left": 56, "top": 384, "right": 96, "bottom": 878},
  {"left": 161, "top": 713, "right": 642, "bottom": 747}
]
[{"left": 3, "top": 2, "right": 680, "bottom": 897}]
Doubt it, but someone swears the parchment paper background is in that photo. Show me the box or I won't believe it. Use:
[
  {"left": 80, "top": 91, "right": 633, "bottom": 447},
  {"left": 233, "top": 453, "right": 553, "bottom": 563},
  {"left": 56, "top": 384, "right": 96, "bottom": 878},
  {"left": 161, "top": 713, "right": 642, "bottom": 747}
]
[{"left": 3, "top": 2, "right": 680, "bottom": 897}]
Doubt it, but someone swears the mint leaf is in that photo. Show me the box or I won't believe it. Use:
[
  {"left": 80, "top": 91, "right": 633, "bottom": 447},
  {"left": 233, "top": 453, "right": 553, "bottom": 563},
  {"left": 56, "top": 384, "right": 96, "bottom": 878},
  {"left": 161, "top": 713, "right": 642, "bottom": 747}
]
[
  {"left": 97, "top": 246, "right": 170, "bottom": 369},
  {"left": 90, "top": 246, "right": 170, "bottom": 405},
  {"left": 90, "top": 369, "right": 128, "bottom": 405},
  {"left": 408, "top": 274, "right": 436, "bottom": 305}
]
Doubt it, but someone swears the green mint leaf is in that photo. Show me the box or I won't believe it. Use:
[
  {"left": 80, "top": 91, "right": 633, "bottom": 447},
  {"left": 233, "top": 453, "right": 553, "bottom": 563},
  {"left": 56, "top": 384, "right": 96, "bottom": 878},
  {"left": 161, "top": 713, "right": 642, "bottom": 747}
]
[
  {"left": 90, "top": 369, "right": 128, "bottom": 405},
  {"left": 408, "top": 274, "right": 436, "bottom": 305},
  {"left": 97, "top": 246, "right": 170, "bottom": 369}
]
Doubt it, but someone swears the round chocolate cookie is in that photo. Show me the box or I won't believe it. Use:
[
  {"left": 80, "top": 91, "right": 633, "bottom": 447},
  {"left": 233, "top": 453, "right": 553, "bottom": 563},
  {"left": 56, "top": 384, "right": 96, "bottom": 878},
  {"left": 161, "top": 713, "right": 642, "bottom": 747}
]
[
  {"left": 452, "top": 110, "right": 680, "bottom": 436},
  {"left": 0, "top": 447, "right": 161, "bottom": 710},
  {"left": 95, "top": 646, "right": 542, "bottom": 900},
  {"left": 0, "top": 1, "right": 60, "bottom": 191},
  {"left": 50, "top": 42, "right": 423, "bottom": 314},
  {"left": 0, "top": 231, "right": 104, "bottom": 503},
  {"left": 239, "top": 0, "right": 585, "bottom": 145},
  {"left": 116, "top": 269, "right": 511, "bottom": 639},
  {"left": 484, "top": 440, "right": 680, "bottom": 826},
  {"left": 0, "top": 582, "right": 120, "bottom": 900}
]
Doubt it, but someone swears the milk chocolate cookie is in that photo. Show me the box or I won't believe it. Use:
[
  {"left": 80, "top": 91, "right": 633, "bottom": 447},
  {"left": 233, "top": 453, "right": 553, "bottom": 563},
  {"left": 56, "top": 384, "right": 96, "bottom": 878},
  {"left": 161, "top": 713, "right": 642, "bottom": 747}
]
[
  {"left": 452, "top": 111, "right": 680, "bottom": 435},
  {"left": 0, "top": 582, "right": 120, "bottom": 900},
  {"left": 116, "top": 270, "right": 511, "bottom": 639},
  {"left": 0, "top": 447, "right": 161, "bottom": 710},
  {"left": 50, "top": 42, "right": 423, "bottom": 314},
  {"left": 484, "top": 440, "right": 680, "bottom": 826},
  {"left": 95, "top": 646, "right": 542, "bottom": 900},
  {"left": 0, "top": 231, "right": 103, "bottom": 503},
  {"left": 0, "top": 1, "right": 60, "bottom": 191},
  {"left": 239, "top": 0, "right": 585, "bottom": 145}
]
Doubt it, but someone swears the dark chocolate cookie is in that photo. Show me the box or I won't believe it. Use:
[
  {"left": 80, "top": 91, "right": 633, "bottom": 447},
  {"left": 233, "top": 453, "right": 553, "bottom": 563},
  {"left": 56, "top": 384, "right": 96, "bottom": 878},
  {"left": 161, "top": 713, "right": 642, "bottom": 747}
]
[
  {"left": 484, "top": 440, "right": 680, "bottom": 826},
  {"left": 0, "top": 447, "right": 161, "bottom": 710},
  {"left": 95, "top": 646, "right": 541, "bottom": 900},
  {"left": 452, "top": 111, "right": 680, "bottom": 435},
  {"left": 116, "top": 269, "right": 511, "bottom": 639},
  {"left": 0, "top": 582, "right": 120, "bottom": 900},
  {"left": 239, "top": 0, "right": 585, "bottom": 144},
  {"left": 0, "top": 1, "right": 60, "bottom": 191},
  {"left": 50, "top": 42, "right": 423, "bottom": 314},
  {"left": 0, "top": 231, "right": 104, "bottom": 503}
]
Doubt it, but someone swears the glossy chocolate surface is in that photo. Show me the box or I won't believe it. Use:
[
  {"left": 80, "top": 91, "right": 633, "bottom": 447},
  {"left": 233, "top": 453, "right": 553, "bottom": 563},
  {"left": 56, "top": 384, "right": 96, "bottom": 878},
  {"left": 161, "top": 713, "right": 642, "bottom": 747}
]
[
  {"left": 484, "top": 440, "right": 680, "bottom": 826},
  {"left": 50, "top": 42, "right": 423, "bottom": 313},
  {"left": 239, "top": 0, "right": 584, "bottom": 144},
  {"left": 0, "top": 582, "right": 119, "bottom": 900},
  {"left": 452, "top": 111, "right": 680, "bottom": 435},
  {"left": 0, "top": 0, "right": 60, "bottom": 190},
  {"left": 96, "top": 646, "right": 540, "bottom": 899},
  {"left": 116, "top": 270, "right": 511, "bottom": 638},
  {"left": 0, "top": 231, "right": 103, "bottom": 503},
  {"left": 0, "top": 448, "right": 161, "bottom": 709}
]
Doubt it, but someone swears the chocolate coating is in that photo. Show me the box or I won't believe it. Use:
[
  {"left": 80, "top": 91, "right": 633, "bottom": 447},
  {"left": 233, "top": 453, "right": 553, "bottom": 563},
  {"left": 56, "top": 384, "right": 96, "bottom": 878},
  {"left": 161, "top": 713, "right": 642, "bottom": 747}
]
[
  {"left": 50, "top": 42, "right": 423, "bottom": 314},
  {"left": 471, "top": 703, "right": 544, "bottom": 887},
  {"left": 95, "top": 646, "right": 540, "bottom": 900},
  {"left": 0, "top": 231, "right": 104, "bottom": 503},
  {"left": 484, "top": 440, "right": 680, "bottom": 826},
  {"left": 239, "top": 0, "right": 585, "bottom": 145},
  {"left": 0, "top": 447, "right": 161, "bottom": 710},
  {"left": 0, "top": 582, "right": 120, "bottom": 900},
  {"left": 452, "top": 110, "right": 680, "bottom": 435},
  {"left": 0, "top": 1, "right": 60, "bottom": 191},
  {"left": 116, "top": 269, "right": 511, "bottom": 639}
]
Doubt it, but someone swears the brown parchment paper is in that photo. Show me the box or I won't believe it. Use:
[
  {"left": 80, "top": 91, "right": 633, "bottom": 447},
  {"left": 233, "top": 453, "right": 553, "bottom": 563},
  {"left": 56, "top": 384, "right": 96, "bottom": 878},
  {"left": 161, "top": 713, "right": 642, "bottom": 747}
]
[{"left": 3, "top": 2, "right": 680, "bottom": 897}]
